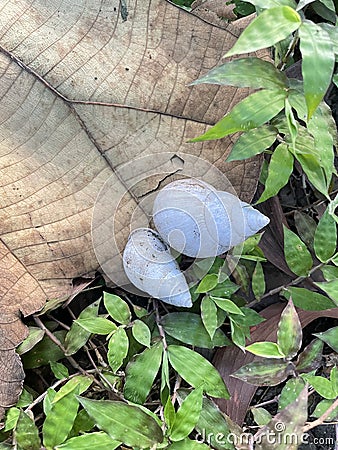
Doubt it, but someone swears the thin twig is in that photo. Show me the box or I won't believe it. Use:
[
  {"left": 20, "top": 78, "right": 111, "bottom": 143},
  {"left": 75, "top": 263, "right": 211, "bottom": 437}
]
[
  {"left": 154, "top": 299, "right": 168, "bottom": 351},
  {"left": 303, "top": 397, "right": 338, "bottom": 432}
]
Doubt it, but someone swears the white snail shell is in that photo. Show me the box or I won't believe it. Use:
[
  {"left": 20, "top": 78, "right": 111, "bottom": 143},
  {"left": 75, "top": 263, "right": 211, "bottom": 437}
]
[
  {"left": 152, "top": 179, "right": 270, "bottom": 258},
  {"left": 123, "top": 228, "right": 192, "bottom": 307}
]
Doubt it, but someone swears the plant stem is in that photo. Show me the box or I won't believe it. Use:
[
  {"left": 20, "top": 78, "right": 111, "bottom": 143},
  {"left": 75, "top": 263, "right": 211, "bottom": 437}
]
[
  {"left": 154, "top": 299, "right": 168, "bottom": 351},
  {"left": 303, "top": 396, "right": 338, "bottom": 432}
]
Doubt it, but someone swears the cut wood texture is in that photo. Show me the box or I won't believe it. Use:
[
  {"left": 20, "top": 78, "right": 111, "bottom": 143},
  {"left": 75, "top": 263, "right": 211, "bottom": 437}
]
[
  {"left": 213, "top": 303, "right": 338, "bottom": 425},
  {"left": 0, "top": 0, "right": 268, "bottom": 415}
]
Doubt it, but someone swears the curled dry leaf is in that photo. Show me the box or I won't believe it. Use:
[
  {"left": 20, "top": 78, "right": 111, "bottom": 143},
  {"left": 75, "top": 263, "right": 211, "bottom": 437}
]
[
  {"left": 213, "top": 302, "right": 338, "bottom": 425},
  {"left": 0, "top": 0, "right": 269, "bottom": 415}
]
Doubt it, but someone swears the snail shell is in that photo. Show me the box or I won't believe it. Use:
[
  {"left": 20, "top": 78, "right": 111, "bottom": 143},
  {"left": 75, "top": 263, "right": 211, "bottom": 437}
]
[
  {"left": 153, "top": 179, "right": 269, "bottom": 258},
  {"left": 123, "top": 228, "right": 192, "bottom": 307}
]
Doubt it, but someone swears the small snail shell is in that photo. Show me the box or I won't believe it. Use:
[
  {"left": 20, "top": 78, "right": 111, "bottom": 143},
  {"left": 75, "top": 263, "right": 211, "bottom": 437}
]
[
  {"left": 123, "top": 228, "right": 192, "bottom": 307},
  {"left": 153, "top": 179, "right": 269, "bottom": 258}
]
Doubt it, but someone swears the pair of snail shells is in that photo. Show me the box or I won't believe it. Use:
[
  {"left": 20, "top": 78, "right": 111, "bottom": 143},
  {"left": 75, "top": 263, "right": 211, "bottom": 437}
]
[
  {"left": 122, "top": 178, "right": 269, "bottom": 307},
  {"left": 152, "top": 179, "right": 270, "bottom": 258},
  {"left": 123, "top": 228, "right": 192, "bottom": 307}
]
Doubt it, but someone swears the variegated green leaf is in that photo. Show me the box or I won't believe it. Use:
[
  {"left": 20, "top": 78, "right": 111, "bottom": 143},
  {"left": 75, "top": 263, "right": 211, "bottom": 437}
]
[
  {"left": 245, "top": 342, "right": 285, "bottom": 358},
  {"left": 299, "top": 20, "right": 335, "bottom": 119},
  {"left": 314, "top": 208, "right": 337, "bottom": 262},
  {"left": 277, "top": 299, "right": 302, "bottom": 359},
  {"left": 283, "top": 226, "right": 313, "bottom": 276},
  {"left": 191, "top": 58, "right": 287, "bottom": 89},
  {"left": 231, "top": 360, "right": 290, "bottom": 386},
  {"left": 225, "top": 7, "right": 301, "bottom": 57},
  {"left": 190, "top": 90, "right": 286, "bottom": 142},
  {"left": 296, "top": 339, "right": 324, "bottom": 373}
]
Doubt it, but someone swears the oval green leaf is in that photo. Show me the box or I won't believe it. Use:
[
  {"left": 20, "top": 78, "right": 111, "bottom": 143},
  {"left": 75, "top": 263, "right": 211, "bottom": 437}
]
[
  {"left": 75, "top": 317, "right": 117, "bottom": 335},
  {"left": 103, "top": 293, "right": 131, "bottom": 325},
  {"left": 78, "top": 398, "right": 163, "bottom": 448},
  {"left": 252, "top": 262, "right": 266, "bottom": 300},
  {"left": 108, "top": 326, "right": 129, "bottom": 372},
  {"left": 299, "top": 20, "right": 335, "bottom": 119},
  {"left": 226, "top": 125, "right": 277, "bottom": 162},
  {"left": 190, "top": 89, "right": 286, "bottom": 142},
  {"left": 132, "top": 320, "right": 151, "bottom": 348},
  {"left": 258, "top": 144, "right": 294, "bottom": 203},
  {"left": 124, "top": 342, "right": 163, "bottom": 404},
  {"left": 167, "top": 345, "right": 229, "bottom": 398},
  {"left": 277, "top": 299, "right": 302, "bottom": 359},
  {"left": 284, "top": 287, "right": 336, "bottom": 310},
  {"left": 283, "top": 225, "right": 313, "bottom": 276},
  {"left": 314, "top": 326, "right": 338, "bottom": 352},
  {"left": 314, "top": 208, "right": 337, "bottom": 262},
  {"left": 231, "top": 360, "right": 290, "bottom": 386},
  {"left": 245, "top": 342, "right": 285, "bottom": 358},
  {"left": 195, "top": 274, "right": 218, "bottom": 293},
  {"left": 201, "top": 296, "right": 218, "bottom": 340},
  {"left": 162, "top": 312, "right": 230, "bottom": 349},
  {"left": 170, "top": 386, "right": 203, "bottom": 442},
  {"left": 210, "top": 297, "right": 244, "bottom": 316},
  {"left": 225, "top": 7, "right": 301, "bottom": 57},
  {"left": 55, "top": 432, "right": 121, "bottom": 450},
  {"left": 191, "top": 58, "right": 288, "bottom": 89}
]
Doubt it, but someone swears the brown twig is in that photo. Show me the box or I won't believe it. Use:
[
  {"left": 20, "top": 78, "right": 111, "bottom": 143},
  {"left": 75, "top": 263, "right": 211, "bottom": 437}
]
[{"left": 303, "top": 396, "right": 338, "bottom": 432}]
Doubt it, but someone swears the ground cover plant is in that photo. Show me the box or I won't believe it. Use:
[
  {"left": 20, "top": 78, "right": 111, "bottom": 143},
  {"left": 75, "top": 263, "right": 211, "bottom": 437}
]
[{"left": 0, "top": 0, "right": 338, "bottom": 449}]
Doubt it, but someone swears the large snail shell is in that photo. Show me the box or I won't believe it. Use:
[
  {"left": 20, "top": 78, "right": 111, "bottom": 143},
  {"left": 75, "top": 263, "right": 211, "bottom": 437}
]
[
  {"left": 123, "top": 228, "right": 192, "bottom": 307},
  {"left": 153, "top": 179, "right": 269, "bottom": 258}
]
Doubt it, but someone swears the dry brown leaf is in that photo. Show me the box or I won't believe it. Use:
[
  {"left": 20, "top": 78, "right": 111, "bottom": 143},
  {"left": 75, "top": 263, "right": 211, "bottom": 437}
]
[
  {"left": 213, "top": 303, "right": 338, "bottom": 425},
  {"left": 0, "top": 0, "right": 270, "bottom": 414}
]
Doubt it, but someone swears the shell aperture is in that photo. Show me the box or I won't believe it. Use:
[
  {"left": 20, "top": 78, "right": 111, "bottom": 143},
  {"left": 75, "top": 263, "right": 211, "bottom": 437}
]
[
  {"left": 153, "top": 179, "right": 270, "bottom": 258},
  {"left": 123, "top": 228, "right": 192, "bottom": 307}
]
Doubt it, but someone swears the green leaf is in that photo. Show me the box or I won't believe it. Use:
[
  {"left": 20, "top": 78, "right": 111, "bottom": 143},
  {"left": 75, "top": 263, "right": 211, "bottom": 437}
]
[
  {"left": 231, "top": 360, "right": 290, "bottom": 386},
  {"left": 314, "top": 280, "right": 338, "bottom": 305},
  {"left": 124, "top": 342, "right": 163, "bottom": 404},
  {"left": 162, "top": 312, "right": 230, "bottom": 349},
  {"left": 283, "top": 225, "right": 313, "bottom": 276},
  {"left": 314, "top": 326, "right": 338, "bottom": 352},
  {"left": 284, "top": 287, "right": 336, "bottom": 310},
  {"left": 107, "top": 326, "right": 129, "bottom": 372},
  {"left": 227, "top": 125, "right": 277, "bottom": 162},
  {"left": 78, "top": 398, "right": 163, "bottom": 448},
  {"left": 43, "top": 384, "right": 82, "bottom": 449},
  {"left": 251, "top": 407, "right": 272, "bottom": 426},
  {"left": 195, "top": 274, "right": 218, "bottom": 293},
  {"left": 52, "top": 376, "right": 92, "bottom": 404},
  {"left": 321, "top": 265, "right": 338, "bottom": 281},
  {"left": 178, "top": 394, "right": 234, "bottom": 450},
  {"left": 75, "top": 317, "right": 117, "bottom": 335},
  {"left": 50, "top": 361, "right": 69, "bottom": 380},
  {"left": 314, "top": 208, "right": 337, "bottom": 262},
  {"left": 232, "top": 307, "right": 265, "bottom": 326},
  {"left": 68, "top": 409, "right": 95, "bottom": 438},
  {"left": 167, "top": 345, "right": 229, "bottom": 398},
  {"left": 191, "top": 58, "right": 288, "bottom": 89},
  {"left": 16, "top": 327, "right": 45, "bottom": 355},
  {"left": 14, "top": 411, "right": 40, "bottom": 450},
  {"left": 252, "top": 262, "right": 265, "bottom": 299},
  {"left": 299, "top": 20, "right": 335, "bottom": 119},
  {"left": 190, "top": 89, "right": 286, "bottom": 142},
  {"left": 277, "top": 299, "right": 302, "bottom": 359},
  {"left": 312, "top": 399, "right": 338, "bottom": 421},
  {"left": 4, "top": 407, "right": 20, "bottom": 432},
  {"left": 211, "top": 297, "right": 244, "bottom": 316},
  {"left": 22, "top": 330, "right": 66, "bottom": 369},
  {"left": 304, "top": 375, "right": 336, "bottom": 399},
  {"left": 201, "top": 296, "right": 218, "bottom": 340},
  {"left": 16, "top": 388, "right": 34, "bottom": 408},
  {"left": 103, "top": 293, "right": 131, "bottom": 325},
  {"left": 225, "top": 7, "right": 301, "bottom": 57},
  {"left": 208, "top": 279, "right": 239, "bottom": 298},
  {"left": 296, "top": 339, "right": 324, "bottom": 373},
  {"left": 132, "top": 320, "right": 151, "bottom": 348},
  {"left": 164, "top": 396, "right": 176, "bottom": 430},
  {"left": 55, "top": 432, "right": 121, "bottom": 450},
  {"left": 278, "top": 377, "right": 305, "bottom": 410},
  {"left": 43, "top": 388, "right": 56, "bottom": 416},
  {"left": 229, "top": 319, "right": 246, "bottom": 349},
  {"left": 65, "top": 300, "right": 99, "bottom": 356},
  {"left": 294, "top": 211, "right": 317, "bottom": 251},
  {"left": 245, "top": 342, "right": 285, "bottom": 358},
  {"left": 258, "top": 144, "right": 294, "bottom": 203},
  {"left": 308, "top": 102, "right": 336, "bottom": 186},
  {"left": 170, "top": 386, "right": 203, "bottom": 441},
  {"left": 294, "top": 143, "right": 329, "bottom": 197},
  {"left": 330, "top": 366, "right": 338, "bottom": 394}
]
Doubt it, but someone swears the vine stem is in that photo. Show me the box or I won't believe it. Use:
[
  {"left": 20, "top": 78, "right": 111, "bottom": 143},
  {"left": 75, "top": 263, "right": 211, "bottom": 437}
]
[
  {"left": 248, "top": 262, "right": 325, "bottom": 306},
  {"left": 153, "top": 299, "right": 168, "bottom": 351},
  {"left": 303, "top": 396, "right": 338, "bottom": 432}
]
